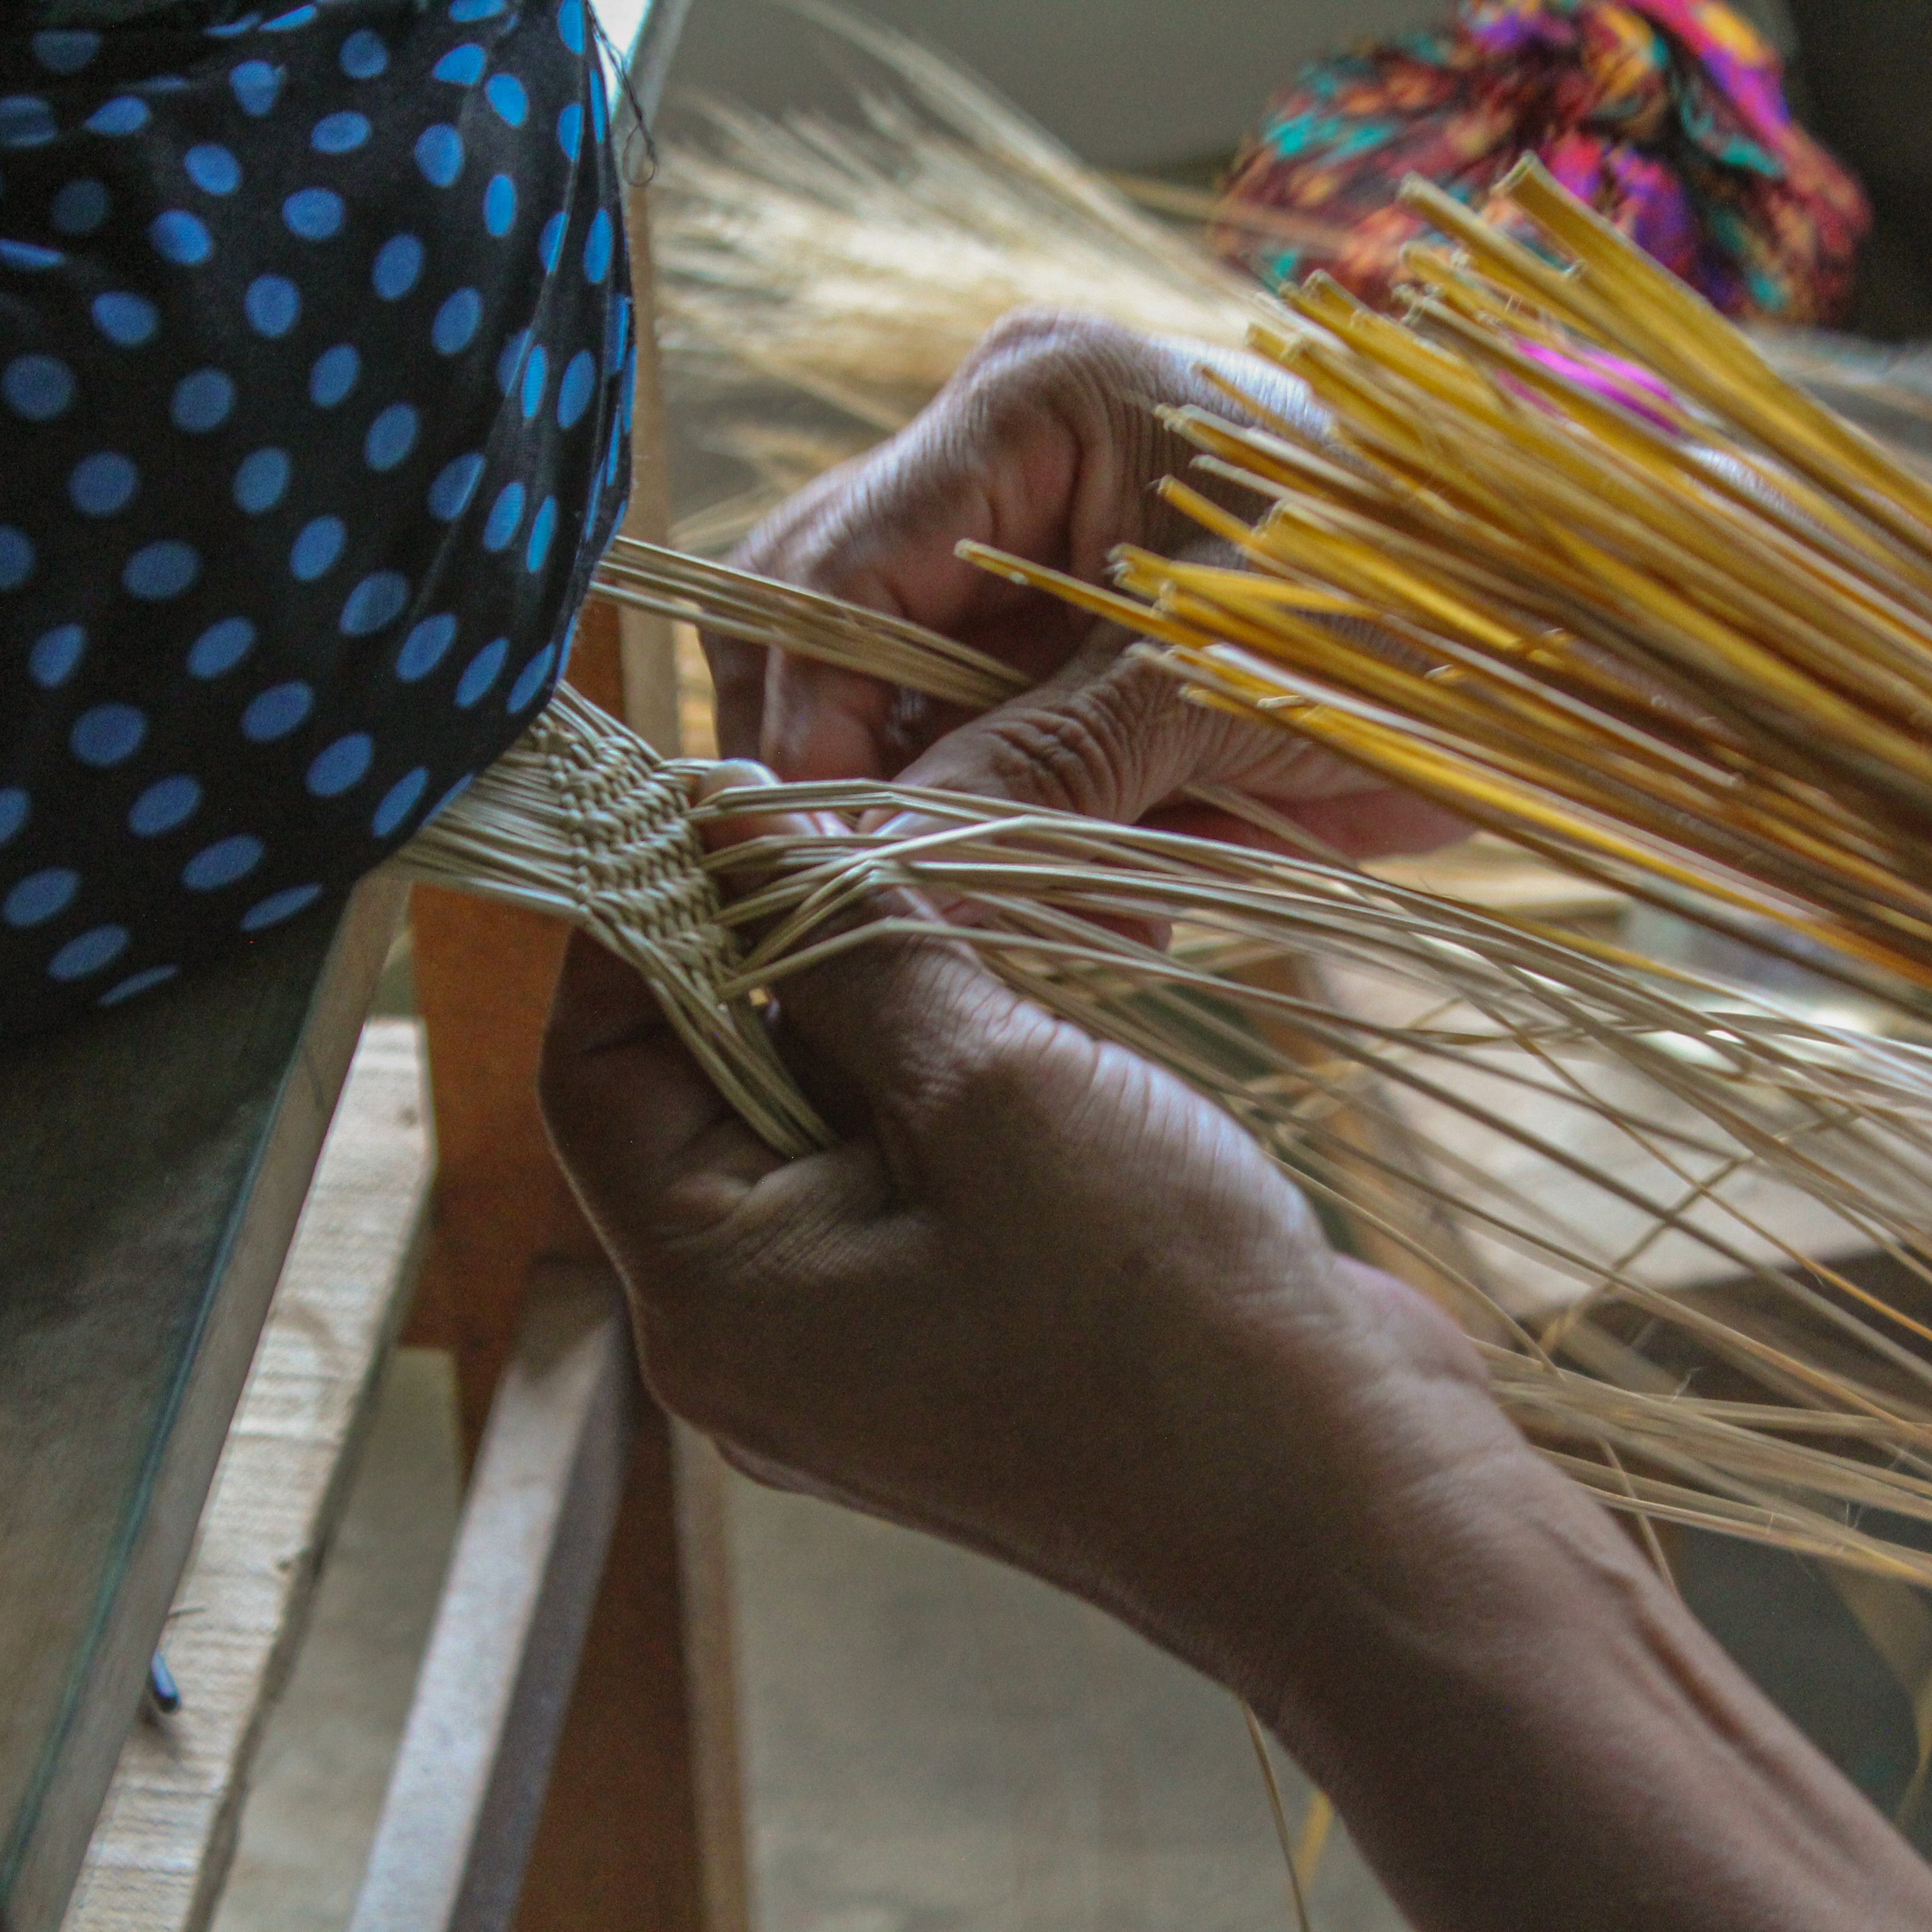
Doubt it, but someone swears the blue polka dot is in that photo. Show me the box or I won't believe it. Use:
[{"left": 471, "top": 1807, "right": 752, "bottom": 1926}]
[
  {"left": 307, "top": 733, "right": 373, "bottom": 796},
  {"left": 452, "top": 0, "right": 506, "bottom": 17},
  {"left": 363, "top": 403, "right": 418, "bottom": 471},
  {"left": 508, "top": 642, "right": 556, "bottom": 713},
  {"left": 150, "top": 209, "right": 213, "bottom": 265},
  {"left": 33, "top": 30, "right": 100, "bottom": 74},
  {"left": 591, "top": 72, "right": 608, "bottom": 142},
  {"left": 373, "top": 233, "right": 424, "bottom": 300},
  {"left": 29, "top": 624, "right": 83, "bottom": 688},
  {"left": 309, "top": 343, "right": 359, "bottom": 406},
  {"left": 123, "top": 540, "right": 199, "bottom": 600},
  {"left": 188, "top": 617, "right": 257, "bottom": 678},
  {"left": 484, "top": 173, "right": 516, "bottom": 236},
  {"left": 86, "top": 94, "right": 148, "bottom": 136},
  {"left": 605, "top": 424, "right": 621, "bottom": 488},
  {"left": 71, "top": 702, "right": 145, "bottom": 766},
  {"left": 284, "top": 186, "right": 344, "bottom": 239},
  {"left": 341, "top": 569, "right": 409, "bottom": 633},
  {"left": 526, "top": 496, "right": 558, "bottom": 573},
  {"left": 4, "top": 866, "right": 76, "bottom": 927},
  {"left": 428, "top": 452, "right": 484, "bottom": 521},
  {"left": 0, "top": 95, "right": 57, "bottom": 149},
  {"left": 426, "top": 773, "right": 474, "bottom": 823},
  {"left": 263, "top": 4, "right": 318, "bottom": 29},
  {"left": 397, "top": 615, "right": 457, "bottom": 680},
  {"left": 583, "top": 207, "right": 613, "bottom": 283},
  {"left": 50, "top": 925, "right": 129, "bottom": 982},
  {"left": 129, "top": 775, "right": 202, "bottom": 836},
  {"left": 0, "top": 527, "right": 35, "bottom": 591},
  {"left": 234, "top": 448, "right": 291, "bottom": 513},
  {"left": 171, "top": 367, "right": 235, "bottom": 432},
  {"left": 242, "top": 681, "right": 312, "bottom": 741},
  {"left": 556, "top": 101, "right": 583, "bottom": 160},
  {"left": 70, "top": 451, "right": 138, "bottom": 517},
  {"left": 457, "top": 638, "right": 508, "bottom": 707},
  {"left": 183, "top": 835, "right": 264, "bottom": 892},
  {"left": 557, "top": 0, "right": 586, "bottom": 54},
  {"left": 556, "top": 349, "right": 596, "bottom": 430},
  {"left": 51, "top": 178, "right": 110, "bottom": 234},
  {"left": 290, "top": 516, "right": 345, "bottom": 580},
  {"left": 229, "top": 60, "right": 282, "bottom": 116},
  {"left": 184, "top": 143, "right": 240, "bottom": 194},
  {"left": 244, "top": 274, "right": 299, "bottom": 337},
  {"left": 432, "top": 286, "right": 481, "bottom": 352},
  {"left": 433, "top": 43, "right": 486, "bottom": 83},
  {"left": 101, "top": 964, "right": 179, "bottom": 1007},
  {"left": 496, "top": 328, "right": 530, "bottom": 394},
  {"left": 205, "top": 12, "right": 259, "bottom": 34},
  {"left": 373, "top": 766, "right": 429, "bottom": 835},
  {"left": 485, "top": 74, "right": 528, "bottom": 126},
  {"left": 93, "top": 291, "right": 159, "bottom": 345},
  {"left": 4, "top": 352, "right": 73, "bottom": 420},
  {"left": 482, "top": 481, "right": 524, "bottom": 552},
  {"left": 242, "top": 883, "right": 323, "bottom": 931},
  {"left": 415, "top": 122, "right": 463, "bottom": 187},
  {"left": 340, "top": 29, "right": 387, "bottom": 78},
  {"left": 539, "top": 210, "right": 566, "bottom": 271},
  {"left": 0, "top": 239, "right": 64, "bottom": 272},
  {"left": 311, "top": 109, "right": 369, "bottom": 153},
  {"left": 0, "top": 788, "right": 26, "bottom": 845},
  {"left": 520, "top": 345, "right": 548, "bottom": 420}
]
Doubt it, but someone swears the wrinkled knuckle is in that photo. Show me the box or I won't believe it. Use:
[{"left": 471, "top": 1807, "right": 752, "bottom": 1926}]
[{"left": 977, "top": 696, "right": 1133, "bottom": 817}]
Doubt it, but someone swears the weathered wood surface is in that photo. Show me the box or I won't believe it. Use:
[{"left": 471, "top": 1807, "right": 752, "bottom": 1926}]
[
  {"left": 59, "top": 1021, "right": 433, "bottom": 1932},
  {"left": 351, "top": 1265, "right": 638, "bottom": 1932},
  {"left": 0, "top": 878, "right": 407, "bottom": 1932}
]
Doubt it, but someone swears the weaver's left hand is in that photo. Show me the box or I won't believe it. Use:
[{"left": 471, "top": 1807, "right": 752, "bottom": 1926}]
[{"left": 705, "top": 310, "right": 1462, "bottom": 859}]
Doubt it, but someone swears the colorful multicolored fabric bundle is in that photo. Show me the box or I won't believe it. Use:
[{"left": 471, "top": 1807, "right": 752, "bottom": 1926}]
[{"left": 1213, "top": 0, "right": 1869, "bottom": 325}]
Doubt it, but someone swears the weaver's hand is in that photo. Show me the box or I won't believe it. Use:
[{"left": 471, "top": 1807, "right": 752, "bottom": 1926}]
[
  {"left": 707, "top": 311, "right": 1460, "bottom": 858},
  {"left": 543, "top": 780, "right": 1932, "bottom": 1932}
]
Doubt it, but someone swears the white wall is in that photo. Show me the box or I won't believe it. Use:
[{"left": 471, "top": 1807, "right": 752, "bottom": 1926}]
[{"left": 657, "top": 0, "right": 1442, "bottom": 169}]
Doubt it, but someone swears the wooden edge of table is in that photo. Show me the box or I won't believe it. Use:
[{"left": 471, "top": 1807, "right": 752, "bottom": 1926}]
[
  {"left": 3, "top": 877, "right": 408, "bottom": 1932},
  {"left": 349, "top": 1262, "right": 640, "bottom": 1932},
  {"left": 60, "top": 1019, "right": 435, "bottom": 1932}
]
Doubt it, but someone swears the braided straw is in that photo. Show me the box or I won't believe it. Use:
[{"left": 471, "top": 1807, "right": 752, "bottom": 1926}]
[{"left": 399, "top": 681, "right": 828, "bottom": 1157}]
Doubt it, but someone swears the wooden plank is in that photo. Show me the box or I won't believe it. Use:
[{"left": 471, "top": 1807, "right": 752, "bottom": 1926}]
[
  {"left": 0, "top": 877, "right": 406, "bottom": 1932},
  {"left": 349, "top": 1265, "right": 640, "bottom": 1932},
  {"left": 59, "top": 1021, "right": 434, "bottom": 1932}
]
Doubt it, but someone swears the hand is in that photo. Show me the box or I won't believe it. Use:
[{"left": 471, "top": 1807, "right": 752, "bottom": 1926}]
[
  {"left": 539, "top": 772, "right": 1484, "bottom": 1626},
  {"left": 708, "top": 310, "right": 1462, "bottom": 858},
  {"left": 542, "top": 780, "right": 1932, "bottom": 1932}
]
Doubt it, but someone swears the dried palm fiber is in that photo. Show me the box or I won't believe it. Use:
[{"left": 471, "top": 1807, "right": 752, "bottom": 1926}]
[
  {"left": 402, "top": 565, "right": 1932, "bottom": 1608},
  {"left": 652, "top": 0, "right": 1271, "bottom": 548}
]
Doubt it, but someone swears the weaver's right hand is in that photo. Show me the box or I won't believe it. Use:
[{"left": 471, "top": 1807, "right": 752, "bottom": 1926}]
[{"left": 542, "top": 775, "right": 1932, "bottom": 1932}]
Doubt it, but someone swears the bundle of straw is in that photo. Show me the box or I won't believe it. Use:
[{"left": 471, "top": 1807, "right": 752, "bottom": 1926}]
[
  {"left": 405, "top": 384, "right": 1932, "bottom": 1601},
  {"left": 654, "top": 0, "right": 1266, "bottom": 547}
]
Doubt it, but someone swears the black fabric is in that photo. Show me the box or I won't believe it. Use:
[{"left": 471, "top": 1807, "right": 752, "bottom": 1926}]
[{"left": 0, "top": 0, "right": 631, "bottom": 1034}]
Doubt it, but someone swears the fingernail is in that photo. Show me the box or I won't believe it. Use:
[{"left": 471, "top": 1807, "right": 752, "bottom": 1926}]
[{"left": 696, "top": 759, "right": 779, "bottom": 802}]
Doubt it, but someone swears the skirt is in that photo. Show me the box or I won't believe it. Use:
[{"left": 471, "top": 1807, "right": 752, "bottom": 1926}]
[{"left": 0, "top": 0, "right": 632, "bottom": 1035}]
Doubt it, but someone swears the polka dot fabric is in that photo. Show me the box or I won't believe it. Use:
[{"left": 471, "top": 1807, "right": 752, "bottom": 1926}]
[{"left": 0, "top": 0, "right": 629, "bottom": 1035}]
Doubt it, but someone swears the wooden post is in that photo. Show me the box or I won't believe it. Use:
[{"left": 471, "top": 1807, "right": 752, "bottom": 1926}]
[{"left": 406, "top": 159, "right": 751, "bottom": 1932}]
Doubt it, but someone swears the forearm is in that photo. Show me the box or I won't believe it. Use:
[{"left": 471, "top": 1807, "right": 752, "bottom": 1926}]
[{"left": 1126, "top": 1279, "right": 1932, "bottom": 1932}]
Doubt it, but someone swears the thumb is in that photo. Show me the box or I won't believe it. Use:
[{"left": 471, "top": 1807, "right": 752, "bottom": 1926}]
[
  {"left": 694, "top": 761, "right": 1041, "bottom": 1129},
  {"left": 883, "top": 627, "right": 1241, "bottom": 827}
]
